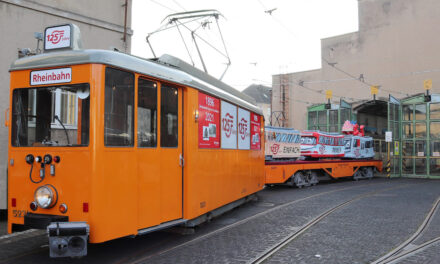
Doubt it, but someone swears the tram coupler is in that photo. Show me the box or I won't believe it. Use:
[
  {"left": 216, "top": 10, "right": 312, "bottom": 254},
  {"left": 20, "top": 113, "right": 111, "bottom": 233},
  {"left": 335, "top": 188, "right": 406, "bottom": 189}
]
[{"left": 47, "top": 222, "right": 89, "bottom": 258}]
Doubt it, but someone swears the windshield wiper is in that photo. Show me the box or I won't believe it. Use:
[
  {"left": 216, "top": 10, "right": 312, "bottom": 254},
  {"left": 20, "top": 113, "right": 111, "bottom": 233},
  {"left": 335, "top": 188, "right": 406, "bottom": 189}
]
[{"left": 54, "top": 115, "right": 70, "bottom": 145}]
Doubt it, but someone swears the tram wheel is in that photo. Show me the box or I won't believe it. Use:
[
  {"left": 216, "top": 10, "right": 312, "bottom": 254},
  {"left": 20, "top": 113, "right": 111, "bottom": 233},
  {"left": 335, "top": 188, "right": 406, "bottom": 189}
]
[
  {"left": 353, "top": 170, "right": 362, "bottom": 181},
  {"left": 293, "top": 172, "right": 306, "bottom": 188},
  {"left": 364, "top": 167, "right": 374, "bottom": 179}
]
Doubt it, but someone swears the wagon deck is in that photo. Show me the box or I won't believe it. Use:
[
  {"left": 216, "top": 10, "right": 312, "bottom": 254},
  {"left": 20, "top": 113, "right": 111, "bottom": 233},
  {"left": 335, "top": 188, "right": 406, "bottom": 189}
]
[{"left": 265, "top": 159, "right": 383, "bottom": 187}]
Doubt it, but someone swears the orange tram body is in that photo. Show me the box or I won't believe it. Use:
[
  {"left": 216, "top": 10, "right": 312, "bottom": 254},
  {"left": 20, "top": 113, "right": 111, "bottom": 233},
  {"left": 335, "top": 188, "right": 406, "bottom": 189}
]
[{"left": 7, "top": 25, "right": 264, "bottom": 257}]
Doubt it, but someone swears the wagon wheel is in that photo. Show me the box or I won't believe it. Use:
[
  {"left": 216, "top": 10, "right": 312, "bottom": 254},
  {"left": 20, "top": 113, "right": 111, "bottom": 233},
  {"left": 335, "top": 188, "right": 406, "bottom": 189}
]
[
  {"left": 353, "top": 169, "right": 362, "bottom": 181},
  {"left": 308, "top": 171, "right": 319, "bottom": 186},
  {"left": 293, "top": 172, "right": 306, "bottom": 188},
  {"left": 364, "top": 167, "right": 374, "bottom": 179}
]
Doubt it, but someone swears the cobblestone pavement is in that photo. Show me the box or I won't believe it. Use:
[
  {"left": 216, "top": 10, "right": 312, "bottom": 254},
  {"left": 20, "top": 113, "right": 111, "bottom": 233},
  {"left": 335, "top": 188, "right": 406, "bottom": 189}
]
[
  {"left": 0, "top": 178, "right": 382, "bottom": 263},
  {"left": 1, "top": 178, "right": 439, "bottom": 264},
  {"left": 264, "top": 180, "right": 440, "bottom": 264},
  {"left": 138, "top": 179, "right": 417, "bottom": 264}
]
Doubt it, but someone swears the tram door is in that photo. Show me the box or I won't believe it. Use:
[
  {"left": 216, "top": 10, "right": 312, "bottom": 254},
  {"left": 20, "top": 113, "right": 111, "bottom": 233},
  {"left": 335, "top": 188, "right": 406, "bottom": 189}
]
[
  {"left": 137, "top": 79, "right": 183, "bottom": 228},
  {"left": 158, "top": 83, "right": 183, "bottom": 222}
]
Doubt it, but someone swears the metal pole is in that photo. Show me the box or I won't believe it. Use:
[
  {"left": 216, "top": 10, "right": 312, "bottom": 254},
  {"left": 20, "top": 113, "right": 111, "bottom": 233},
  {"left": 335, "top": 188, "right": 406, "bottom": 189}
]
[{"left": 387, "top": 142, "right": 391, "bottom": 178}]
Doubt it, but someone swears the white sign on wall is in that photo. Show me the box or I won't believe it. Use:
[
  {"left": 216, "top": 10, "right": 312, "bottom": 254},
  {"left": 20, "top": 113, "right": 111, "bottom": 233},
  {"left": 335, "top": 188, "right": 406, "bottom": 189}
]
[
  {"left": 44, "top": 25, "right": 71, "bottom": 50},
  {"left": 385, "top": 131, "right": 392, "bottom": 142},
  {"left": 221, "top": 101, "right": 237, "bottom": 149},
  {"left": 237, "top": 108, "right": 250, "bottom": 150},
  {"left": 30, "top": 68, "right": 72, "bottom": 86}
]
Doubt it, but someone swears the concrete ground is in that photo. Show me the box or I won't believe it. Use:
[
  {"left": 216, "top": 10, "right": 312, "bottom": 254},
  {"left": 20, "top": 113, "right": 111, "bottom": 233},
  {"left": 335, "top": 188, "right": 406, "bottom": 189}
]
[{"left": 0, "top": 178, "right": 439, "bottom": 263}]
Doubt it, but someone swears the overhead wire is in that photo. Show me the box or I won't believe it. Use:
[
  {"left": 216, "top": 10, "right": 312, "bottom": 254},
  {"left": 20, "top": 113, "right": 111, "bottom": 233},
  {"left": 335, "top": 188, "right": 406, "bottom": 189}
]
[
  {"left": 149, "top": 0, "right": 178, "bottom": 13},
  {"left": 172, "top": 0, "right": 187, "bottom": 12},
  {"left": 321, "top": 57, "right": 409, "bottom": 96},
  {"left": 256, "top": 0, "right": 298, "bottom": 39}
]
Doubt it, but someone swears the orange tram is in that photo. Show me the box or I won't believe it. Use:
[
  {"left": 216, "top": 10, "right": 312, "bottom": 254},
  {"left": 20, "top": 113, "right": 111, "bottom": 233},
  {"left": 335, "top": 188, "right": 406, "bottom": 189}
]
[{"left": 6, "top": 24, "right": 381, "bottom": 258}]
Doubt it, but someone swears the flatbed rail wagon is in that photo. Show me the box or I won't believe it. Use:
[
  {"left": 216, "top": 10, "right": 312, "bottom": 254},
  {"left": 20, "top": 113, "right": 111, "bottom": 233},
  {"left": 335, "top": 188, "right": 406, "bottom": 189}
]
[{"left": 265, "top": 159, "right": 383, "bottom": 188}]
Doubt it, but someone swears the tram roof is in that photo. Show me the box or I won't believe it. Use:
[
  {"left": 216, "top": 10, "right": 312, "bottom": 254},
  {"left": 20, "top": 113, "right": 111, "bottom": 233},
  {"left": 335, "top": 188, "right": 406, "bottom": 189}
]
[
  {"left": 10, "top": 49, "right": 262, "bottom": 115},
  {"left": 265, "top": 126, "right": 299, "bottom": 133}
]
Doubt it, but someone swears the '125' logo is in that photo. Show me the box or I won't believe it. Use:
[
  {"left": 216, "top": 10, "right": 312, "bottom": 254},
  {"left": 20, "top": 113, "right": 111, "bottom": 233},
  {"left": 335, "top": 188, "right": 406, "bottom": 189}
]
[
  {"left": 222, "top": 113, "right": 234, "bottom": 138},
  {"left": 238, "top": 118, "right": 248, "bottom": 140},
  {"left": 47, "top": 30, "right": 65, "bottom": 44}
]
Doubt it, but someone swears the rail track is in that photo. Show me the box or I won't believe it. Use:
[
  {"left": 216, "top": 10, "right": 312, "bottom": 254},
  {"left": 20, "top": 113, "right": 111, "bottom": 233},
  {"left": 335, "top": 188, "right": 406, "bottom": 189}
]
[
  {"left": 121, "top": 180, "right": 386, "bottom": 264},
  {"left": 0, "top": 180, "right": 376, "bottom": 264},
  {"left": 248, "top": 183, "right": 413, "bottom": 264},
  {"left": 371, "top": 197, "right": 440, "bottom": 264}
]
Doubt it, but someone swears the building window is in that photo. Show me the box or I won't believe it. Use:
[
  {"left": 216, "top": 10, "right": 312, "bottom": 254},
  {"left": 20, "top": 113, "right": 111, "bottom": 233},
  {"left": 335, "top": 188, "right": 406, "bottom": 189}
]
[
  {"left": 403, "top": 105, "right": 413, "bottom": 121},
  {"left": 430, "top": 103, "right": 440, "bottom": 119}
]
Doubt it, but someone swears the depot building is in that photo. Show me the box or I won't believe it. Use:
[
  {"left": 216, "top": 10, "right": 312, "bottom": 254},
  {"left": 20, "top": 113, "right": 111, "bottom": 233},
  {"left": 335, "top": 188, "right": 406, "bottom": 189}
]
[{"left": 271, "top": 0, "right": 440, "bottom": 178}]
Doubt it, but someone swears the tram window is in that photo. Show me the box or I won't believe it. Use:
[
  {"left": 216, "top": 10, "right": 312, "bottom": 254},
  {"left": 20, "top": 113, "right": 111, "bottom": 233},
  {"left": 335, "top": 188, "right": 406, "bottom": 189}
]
[
  {"left": 138, "top": 78, "right": 157, "bottom": 147},
  {"left": 11, "top": 84, "right": 90, "bottom": 147},
  {"left": 353, "top": 139, "right": 358, "bottom": 147},
  {"left": 161, "top": 84, "right": 178, "bottom": 147},
  {"left": 344, "top": 139, "right": 351, "bottom": 150},
  {"left": 275, "top": 133, "right": 281, "bottom": 142},
  {"left": 319, "top": 137, "right": 324, "bottom": 144},
  {"left": 301, "top": 136, "right": 315, "bottom": 145},
  {"left": 329, "top": 137, "right": 334, "bottom": 145},
  {"left": 104, "top": 68, "right": 134, "bottom": 146}
]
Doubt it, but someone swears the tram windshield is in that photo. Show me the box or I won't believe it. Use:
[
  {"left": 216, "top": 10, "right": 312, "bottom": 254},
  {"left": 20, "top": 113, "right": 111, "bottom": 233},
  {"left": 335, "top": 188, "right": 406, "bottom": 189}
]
[
  {"left": 300, "top": 136, "right": 316, "bottom": 145},
  {"left": 11, "top": 84, "right": 90, "bottom": 147}
]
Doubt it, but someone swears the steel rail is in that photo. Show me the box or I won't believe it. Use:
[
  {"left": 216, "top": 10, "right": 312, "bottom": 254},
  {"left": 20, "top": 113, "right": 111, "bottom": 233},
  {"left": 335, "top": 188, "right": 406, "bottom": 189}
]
[
  {"left": 249, "top": 183, "right": 413, "bottom": 264},
  {"left": 383, "top": 236, "right": 440, "bottom": 263},
  {"left": 121, "top": 180, "right": 384, "bottom": 264},
  {"left": 371, "top": 196, "right": 440, "bottom": 264}
]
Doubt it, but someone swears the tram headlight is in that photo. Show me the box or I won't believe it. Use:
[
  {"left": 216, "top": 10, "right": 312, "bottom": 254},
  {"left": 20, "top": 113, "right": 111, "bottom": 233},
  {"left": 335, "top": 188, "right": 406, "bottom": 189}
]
[{"left": 34, "top": 185, "right": 58, "bottom": 209}]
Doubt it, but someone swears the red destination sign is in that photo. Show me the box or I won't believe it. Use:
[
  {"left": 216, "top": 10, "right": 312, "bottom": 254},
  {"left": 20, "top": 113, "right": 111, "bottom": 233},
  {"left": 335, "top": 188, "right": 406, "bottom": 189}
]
[
  {"left": 250, "top": 113, "right": 261, "bottom": 150},
  {"left": 198, "top": 92, "right": 220, "bottom": 148}
]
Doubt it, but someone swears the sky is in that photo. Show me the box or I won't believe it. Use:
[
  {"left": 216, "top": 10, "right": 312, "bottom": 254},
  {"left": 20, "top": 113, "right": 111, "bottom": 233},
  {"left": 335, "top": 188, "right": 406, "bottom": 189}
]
[{"left": 131, "top": 0, "right": 359, "bottom": 91}]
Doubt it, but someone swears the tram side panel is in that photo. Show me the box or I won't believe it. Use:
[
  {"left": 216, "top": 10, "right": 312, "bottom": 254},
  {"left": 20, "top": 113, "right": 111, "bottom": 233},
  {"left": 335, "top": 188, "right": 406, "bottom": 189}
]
[{"left": 183, "top": 89, "right": 265, "bottom": 221}]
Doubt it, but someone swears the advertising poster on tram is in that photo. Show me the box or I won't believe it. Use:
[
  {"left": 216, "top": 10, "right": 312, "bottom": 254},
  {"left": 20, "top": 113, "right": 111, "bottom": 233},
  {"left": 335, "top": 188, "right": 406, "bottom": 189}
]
[
  {"left": 221, "top": 101, "right": 237, "bottom": 149},
  {"left": 238, "top": 108, "right": 250, "bottom": 149},
  {"left": 250, "top": 113, "right": 261, "bottom": 150},
  {"left": 198, "top": 92, "right": 220, "bottom": 148}
]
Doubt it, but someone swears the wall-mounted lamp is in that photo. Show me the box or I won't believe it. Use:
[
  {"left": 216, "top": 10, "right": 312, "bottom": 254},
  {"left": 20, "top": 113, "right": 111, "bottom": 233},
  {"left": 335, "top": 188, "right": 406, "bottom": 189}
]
[{"left": 194, "top": 109, "right": 199, "bottom": 122}]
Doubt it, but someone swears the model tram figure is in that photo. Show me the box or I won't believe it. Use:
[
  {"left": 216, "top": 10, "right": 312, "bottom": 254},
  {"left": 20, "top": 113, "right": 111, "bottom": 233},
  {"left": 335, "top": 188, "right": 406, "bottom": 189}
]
[
  {"left": 300, "top": 130, "right": 345, "bottom": 158},
  {"left": 264, "top": 126, "right": 301, "bottom": 160}
]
